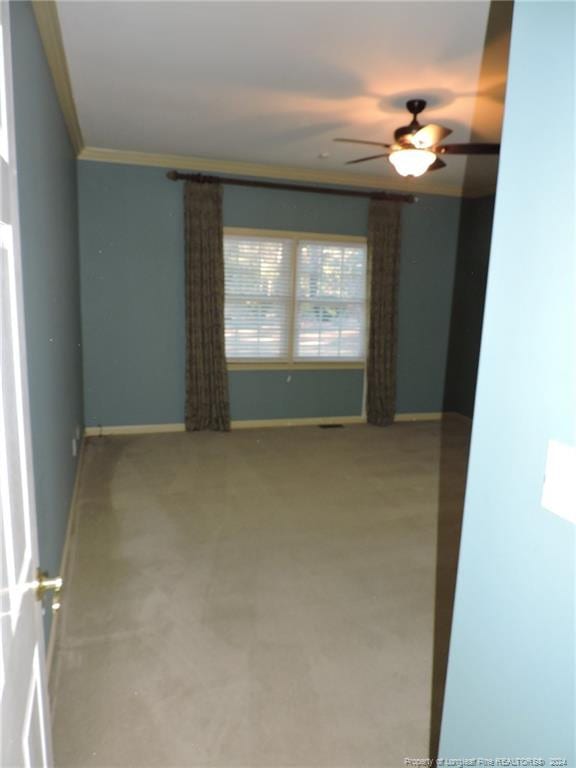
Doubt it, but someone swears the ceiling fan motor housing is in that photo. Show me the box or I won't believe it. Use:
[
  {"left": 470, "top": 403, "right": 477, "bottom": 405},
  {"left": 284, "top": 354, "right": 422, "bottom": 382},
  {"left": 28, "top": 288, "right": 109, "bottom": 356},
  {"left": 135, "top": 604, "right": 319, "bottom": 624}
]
[
  {"left": 406, "top": 99, "right": 427, "bottom": 116},
  {"left": 394, "top": 99, "right": 428, "bottom": 145}
]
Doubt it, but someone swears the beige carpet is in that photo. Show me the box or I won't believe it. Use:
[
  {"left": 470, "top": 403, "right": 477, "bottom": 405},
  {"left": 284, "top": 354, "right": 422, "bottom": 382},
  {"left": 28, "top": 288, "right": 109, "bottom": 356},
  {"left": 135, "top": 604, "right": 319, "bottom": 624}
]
[{"left": 51, "top": 419, "right": 470, "bottom": 768}]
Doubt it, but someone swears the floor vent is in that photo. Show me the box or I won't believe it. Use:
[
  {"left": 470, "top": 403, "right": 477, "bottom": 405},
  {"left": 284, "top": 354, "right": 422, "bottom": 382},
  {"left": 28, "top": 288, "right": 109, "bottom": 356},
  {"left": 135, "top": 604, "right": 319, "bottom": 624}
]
[{"left": 318, "top": 424, "right": 344, "bottom": 429}]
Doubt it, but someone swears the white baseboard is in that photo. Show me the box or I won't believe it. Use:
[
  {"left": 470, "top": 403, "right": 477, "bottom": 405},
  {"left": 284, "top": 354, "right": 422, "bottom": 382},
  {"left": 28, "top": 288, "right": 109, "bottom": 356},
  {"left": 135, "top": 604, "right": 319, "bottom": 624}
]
[
  {"left": 85, "top": 423, "right": 186, "bottom": 436},
  {"left": 395, "top": 411, "right": 472, "bottom": 423},
  {"left": 46, "top": 435, "right": 86, "bottom": 701},
  {"left": 231, "top": 416, "right": 366, "bottom": 429},
  {"left": 394, "top": 412, "right": 443, "bottom": 422},
  {"left": 83, "top": 412, "right": 471, "bottom": 436},
  {"left": 85, "top": 417, "right": 365, "bottom": 435}
]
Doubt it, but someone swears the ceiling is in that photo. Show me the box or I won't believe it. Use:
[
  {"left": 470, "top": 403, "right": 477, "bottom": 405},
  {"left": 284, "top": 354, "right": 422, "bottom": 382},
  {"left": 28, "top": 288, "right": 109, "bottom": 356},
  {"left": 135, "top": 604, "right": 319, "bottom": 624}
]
[{"left": 57, "top": 1, "right": 512, "bottom": 196}]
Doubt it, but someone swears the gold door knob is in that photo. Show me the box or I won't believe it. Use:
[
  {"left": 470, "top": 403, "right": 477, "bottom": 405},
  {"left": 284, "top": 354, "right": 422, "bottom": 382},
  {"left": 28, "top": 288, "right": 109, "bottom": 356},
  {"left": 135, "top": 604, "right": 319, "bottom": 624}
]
[{"left": 35, "top": 568, "right": 63, "bottom": 612}]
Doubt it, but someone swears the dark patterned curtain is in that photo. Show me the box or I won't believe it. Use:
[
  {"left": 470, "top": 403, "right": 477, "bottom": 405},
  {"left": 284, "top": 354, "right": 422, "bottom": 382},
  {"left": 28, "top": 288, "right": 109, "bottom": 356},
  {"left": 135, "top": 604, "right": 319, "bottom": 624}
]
[
  {"left": 366, "top": 199, "right": 402, "bottom": 426},
  {"left": 184, "top": 180, "right": 230, "bottom": 431}
]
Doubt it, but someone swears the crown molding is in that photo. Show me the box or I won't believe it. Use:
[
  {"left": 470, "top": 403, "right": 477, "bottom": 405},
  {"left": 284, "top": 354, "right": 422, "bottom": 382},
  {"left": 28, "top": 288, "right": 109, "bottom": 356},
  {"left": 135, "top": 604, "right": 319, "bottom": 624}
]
[
  {"left": 32, "top": 0, "right": 83, "bottom": 154},
  {"left": 78, "top": 146, "right": 469, "bottom": 198}
]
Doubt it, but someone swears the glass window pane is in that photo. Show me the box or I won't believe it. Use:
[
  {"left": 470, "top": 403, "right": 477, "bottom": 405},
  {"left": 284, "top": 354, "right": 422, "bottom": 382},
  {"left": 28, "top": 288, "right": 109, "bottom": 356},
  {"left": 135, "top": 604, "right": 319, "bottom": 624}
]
[
  {"left": 295, "top": 301, "right": 365, "bottom": 360},
  {"left": 224, "top": 235, "right": 292, "bottom": 358},
  {"left": 295, "top": 240, "right": 367, "bottom": 360},
  {"left": 297, "top": 242, "right": 366, "bottom": 301},
  {"left": 224, "top": 298, "right": 290, "bottom": 359},
  {"left": 225, "top": 237, "right": 292, "bottom": 298},
  {"left": 224, "top": 234, "right": 367, "bottom": 362}
]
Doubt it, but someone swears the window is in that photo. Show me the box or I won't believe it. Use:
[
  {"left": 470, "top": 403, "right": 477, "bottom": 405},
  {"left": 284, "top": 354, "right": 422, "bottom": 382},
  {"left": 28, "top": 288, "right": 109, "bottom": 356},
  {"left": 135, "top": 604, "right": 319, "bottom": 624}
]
[{"left": 224, "top": 230, "right": 367, "bottom": 363}]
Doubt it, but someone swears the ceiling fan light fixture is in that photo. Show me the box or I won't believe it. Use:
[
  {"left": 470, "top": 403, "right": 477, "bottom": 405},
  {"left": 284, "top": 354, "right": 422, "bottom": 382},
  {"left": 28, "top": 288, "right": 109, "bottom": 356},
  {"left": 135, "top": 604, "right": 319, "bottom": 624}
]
[{"left": 389, "top": 148, "right": 436, "bottom": 177}]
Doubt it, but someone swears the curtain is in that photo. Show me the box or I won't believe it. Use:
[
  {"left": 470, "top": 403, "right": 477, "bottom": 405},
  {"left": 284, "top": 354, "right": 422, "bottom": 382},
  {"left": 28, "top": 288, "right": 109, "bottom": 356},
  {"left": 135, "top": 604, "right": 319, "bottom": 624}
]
[
  {"left": 366, "top": 199, "right": 402, "bottom": 426},
  {"left": 184, "top": 180, "right": 230, "bottom": 431}
]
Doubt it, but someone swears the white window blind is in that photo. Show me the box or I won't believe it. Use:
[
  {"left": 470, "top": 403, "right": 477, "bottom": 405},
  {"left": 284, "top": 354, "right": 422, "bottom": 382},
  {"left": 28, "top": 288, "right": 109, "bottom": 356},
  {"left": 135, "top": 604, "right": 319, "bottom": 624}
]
[
  {"left": 224, "top": 235, "right": 293, "bottom": 359},
  {"left": 295, "top": 241, "right": 366, "bottom": 360},
  {"left": 224, "top": 232, "right": 367, "bottom": 362}
]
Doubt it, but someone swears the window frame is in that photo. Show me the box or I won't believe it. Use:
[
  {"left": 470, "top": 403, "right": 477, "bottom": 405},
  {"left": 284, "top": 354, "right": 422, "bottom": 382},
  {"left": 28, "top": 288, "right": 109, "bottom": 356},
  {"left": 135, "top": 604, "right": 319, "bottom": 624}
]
[{"left": 224, "top": 227, "right": 368, "bottom": 370}]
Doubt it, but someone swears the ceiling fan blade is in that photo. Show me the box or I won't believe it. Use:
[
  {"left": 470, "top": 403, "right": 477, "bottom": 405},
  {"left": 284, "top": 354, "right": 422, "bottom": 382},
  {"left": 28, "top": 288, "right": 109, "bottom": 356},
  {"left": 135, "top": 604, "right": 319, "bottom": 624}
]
[
  {"left": 411, "top": 123, "right": 452, "bottom": 148},
  {"left": 345, "top": 153, "right": 389, "bottom": 165},
  {"left": 427, "top": 158, "right": 446, "bottom": 172},
  {"left": 438, "top": 143, "right": 500, "bottom": 155},
  {"left": 334, "top": 138, "right": 390, "bottom": 148}
]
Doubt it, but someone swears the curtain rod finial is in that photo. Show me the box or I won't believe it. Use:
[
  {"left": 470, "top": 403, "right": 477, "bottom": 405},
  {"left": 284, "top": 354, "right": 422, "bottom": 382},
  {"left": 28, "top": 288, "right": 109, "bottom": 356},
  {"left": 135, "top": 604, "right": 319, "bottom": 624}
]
[{"left": 167, "top": 170, "right": 179, "bottom": 181}]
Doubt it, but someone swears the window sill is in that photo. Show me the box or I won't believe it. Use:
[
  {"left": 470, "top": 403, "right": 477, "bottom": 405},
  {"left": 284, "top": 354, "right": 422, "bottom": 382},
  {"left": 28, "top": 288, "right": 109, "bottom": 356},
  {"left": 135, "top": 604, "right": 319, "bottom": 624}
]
[{"left": 227, "top": 362, "right": 365, "bottom": 371}]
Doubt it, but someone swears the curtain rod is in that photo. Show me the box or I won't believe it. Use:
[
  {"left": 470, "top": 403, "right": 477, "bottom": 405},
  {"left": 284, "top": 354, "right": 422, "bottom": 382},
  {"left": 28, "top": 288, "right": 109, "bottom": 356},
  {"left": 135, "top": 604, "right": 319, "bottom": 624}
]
[{"left": 166, "top": 170, "right": 416, "bottom": 203}]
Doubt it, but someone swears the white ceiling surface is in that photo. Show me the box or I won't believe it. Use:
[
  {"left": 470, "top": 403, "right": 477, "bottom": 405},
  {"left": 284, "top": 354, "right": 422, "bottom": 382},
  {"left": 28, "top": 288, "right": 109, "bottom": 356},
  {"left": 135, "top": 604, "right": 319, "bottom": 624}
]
[{"left": 57, "top": 1, "right": 508, "bottom": 195}]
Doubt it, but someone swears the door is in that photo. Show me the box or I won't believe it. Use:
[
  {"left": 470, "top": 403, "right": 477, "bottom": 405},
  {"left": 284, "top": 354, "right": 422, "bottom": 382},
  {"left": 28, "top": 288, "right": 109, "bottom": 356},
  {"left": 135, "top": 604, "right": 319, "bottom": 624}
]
[{"left": 0, "top": 2, "right": 53, "bottom": 765}]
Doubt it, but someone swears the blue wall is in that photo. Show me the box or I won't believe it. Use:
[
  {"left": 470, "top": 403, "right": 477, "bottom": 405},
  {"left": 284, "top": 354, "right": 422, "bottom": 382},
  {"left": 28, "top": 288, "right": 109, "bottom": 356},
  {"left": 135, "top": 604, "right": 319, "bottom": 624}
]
[
  {"left": 10, "top": 2, "right": 84, "bottom": 637},
  {"left": 229, "top": 369, "right": 364, "bottom": 421},
  {"left": 440, "top": 0, "right": 575, "bottom": 759},
  {"left": 78, "top": 161, "right": 462, "bottom": 426}
]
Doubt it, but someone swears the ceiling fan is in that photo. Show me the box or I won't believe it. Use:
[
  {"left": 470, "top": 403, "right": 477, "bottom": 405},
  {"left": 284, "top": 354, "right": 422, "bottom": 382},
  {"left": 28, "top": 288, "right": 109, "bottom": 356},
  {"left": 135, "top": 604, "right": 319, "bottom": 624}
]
[{"left": 334, "top": 99, "right": 500, "bottom": 178}]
